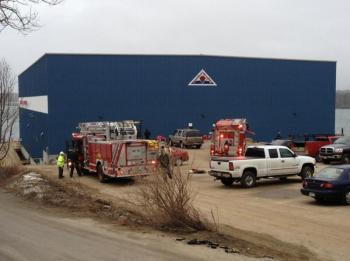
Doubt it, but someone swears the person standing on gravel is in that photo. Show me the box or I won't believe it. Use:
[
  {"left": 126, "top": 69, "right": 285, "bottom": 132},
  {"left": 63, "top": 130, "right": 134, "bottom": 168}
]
[
  {"left": 68, "top": 148, "right": 82, "bottom": 178},
  {"left": 144, "top": 128, "right": 151, "bottom": 139},
  {"left": 158, "top": 146, "right": 172, "bottom": 179},
  {"left": 56, "top": 151, "right": 65, "bottom": 179}
]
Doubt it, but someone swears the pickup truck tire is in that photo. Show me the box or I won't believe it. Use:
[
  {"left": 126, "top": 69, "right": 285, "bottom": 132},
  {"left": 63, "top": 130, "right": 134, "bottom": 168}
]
[
  {"left": 322, "top": 159, "right": 330, "bottom": 164},
  {"left": 240, "top": 171, "right": 256, "bottom": 188},
  {"left": 195, "top": 145, "right": 202, "bottom": 149},
  {"left": 300, "top": 165, "right": 314, "bottom": 180},
  {"left": 97, "top": 165, "right": 107, "bottom": 183},
  {"left": 221, "top": 178, "right": 234, "bottom": 187},
  {"left": 342, "top": 155, "right": 350, "bottom": 164}
]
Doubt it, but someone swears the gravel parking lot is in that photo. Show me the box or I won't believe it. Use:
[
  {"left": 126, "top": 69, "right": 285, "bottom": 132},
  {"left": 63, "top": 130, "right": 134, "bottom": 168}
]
[
  {"left": 38, "top": 142, "right": 349, "bottom": 261},
  {"left": 185, "top": 143, "right": 349, "bottom": 261}
]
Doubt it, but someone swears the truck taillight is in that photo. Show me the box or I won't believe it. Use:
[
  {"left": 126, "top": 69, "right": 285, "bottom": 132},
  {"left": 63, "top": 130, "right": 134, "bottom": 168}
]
[
  {"left": 210, "top": 144, "right": 215, "bottom": 156},
  {"left": 224, "top": 144, "right": 229, "bottom": 153},
  {"left": 229, "top": 162, "right": 234, "bottom": 171}
]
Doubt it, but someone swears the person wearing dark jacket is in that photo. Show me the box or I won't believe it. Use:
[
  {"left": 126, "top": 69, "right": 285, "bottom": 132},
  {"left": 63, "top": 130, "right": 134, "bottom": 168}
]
[
  {"left": 67, "top": 149, "right": 82, "bottom": 178},
  {"left": 144, "top": 128, "right": 151, "bottom": 139},
  {"left": 158, "top": 146, "right": 172, "bottom": 179}
]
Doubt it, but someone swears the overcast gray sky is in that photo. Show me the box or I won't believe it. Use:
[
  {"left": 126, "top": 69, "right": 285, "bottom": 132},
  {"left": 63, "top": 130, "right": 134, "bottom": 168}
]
[{"left": 1, "top": 0, "right": 349, "bottom": 89}]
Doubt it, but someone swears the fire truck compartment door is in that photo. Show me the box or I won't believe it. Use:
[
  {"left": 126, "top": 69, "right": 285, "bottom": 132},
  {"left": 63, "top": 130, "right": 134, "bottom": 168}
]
[{"left": 126, "top": 144, "right": 146, "bottom": 165}]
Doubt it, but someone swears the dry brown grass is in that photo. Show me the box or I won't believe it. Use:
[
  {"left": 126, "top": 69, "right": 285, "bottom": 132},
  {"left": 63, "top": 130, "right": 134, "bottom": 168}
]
[
  {"left": 0, "top": 165, "right": 24, "bottom": 185},
  {"left": 133, "top": 166, "right": 207, "bottom": 232}
]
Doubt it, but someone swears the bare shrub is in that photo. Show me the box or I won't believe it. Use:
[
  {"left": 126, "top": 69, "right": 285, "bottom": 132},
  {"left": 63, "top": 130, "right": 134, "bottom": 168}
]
[
  {"left": 134, "top": 166, "right": 207, "bottom": 231},
  {"left": 0, "top": 165, "right": 23, "bottom": 183},
  {"left": 0, "top": 59, "right": 18, "bottom": 162}
]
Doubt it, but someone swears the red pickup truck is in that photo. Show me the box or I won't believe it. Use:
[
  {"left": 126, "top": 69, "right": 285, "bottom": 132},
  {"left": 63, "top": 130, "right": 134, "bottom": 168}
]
[{"left": 304, "top": 136, "right": 340, "bottom": 161}]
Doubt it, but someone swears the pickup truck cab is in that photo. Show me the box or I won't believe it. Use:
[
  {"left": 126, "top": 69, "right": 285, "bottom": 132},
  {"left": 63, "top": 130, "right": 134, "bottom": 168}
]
[{"left": 209, "top": 145, "right": 316, "bottom": 188}]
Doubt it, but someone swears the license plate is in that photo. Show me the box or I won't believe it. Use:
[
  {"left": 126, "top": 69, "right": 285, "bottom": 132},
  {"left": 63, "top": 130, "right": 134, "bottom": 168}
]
[{"left": 309, "top": 192, "right": 315, "bottom": 197}]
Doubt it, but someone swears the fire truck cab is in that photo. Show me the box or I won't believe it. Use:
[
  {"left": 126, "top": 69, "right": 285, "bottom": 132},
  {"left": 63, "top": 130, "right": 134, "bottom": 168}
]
[
  {"left": 210, "top": 119, "right": 248, "bottom": 157},
  {"left": 68, "top": 121, "right": 158, "bottom": 183}
]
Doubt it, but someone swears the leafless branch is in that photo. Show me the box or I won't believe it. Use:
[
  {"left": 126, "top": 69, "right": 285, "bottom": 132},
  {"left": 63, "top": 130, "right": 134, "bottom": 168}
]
[
  {"left": 0, "top": 59, "right": 18, "bottom": 161},
  {"left": 0, "top": 0, "right": 62, "bottom": 32}
]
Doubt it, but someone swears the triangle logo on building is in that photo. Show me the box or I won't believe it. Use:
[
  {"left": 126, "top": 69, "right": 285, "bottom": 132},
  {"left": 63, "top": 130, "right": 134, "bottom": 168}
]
[{"left": 188, "top": 69, "right": 217, "bottom": 86}]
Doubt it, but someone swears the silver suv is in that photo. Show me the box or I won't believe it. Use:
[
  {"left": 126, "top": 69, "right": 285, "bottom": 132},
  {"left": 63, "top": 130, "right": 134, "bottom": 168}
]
[{"left": 169, "top": 129, "right": 203, "bottom": 149}]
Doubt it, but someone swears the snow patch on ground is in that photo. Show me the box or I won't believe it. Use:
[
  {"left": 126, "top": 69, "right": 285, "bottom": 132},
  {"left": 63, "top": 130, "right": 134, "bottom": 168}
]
[{"left": 11, "top": 172, "right": 50, "bottom": 200}]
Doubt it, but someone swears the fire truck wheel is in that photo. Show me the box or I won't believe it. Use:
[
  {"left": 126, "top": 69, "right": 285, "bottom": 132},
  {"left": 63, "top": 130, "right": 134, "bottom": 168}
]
[
  {"left": 240, "top": 171, "right": 256, "bottom": 188},
  {"left": 221, "top": 178, "right": 234, "bottom": 187},
  {"left": 82, "top": 168, "right": 90, "bottom": 175},
  {"left": 97, "top": 165, "right": 107, "bottom": 183}
]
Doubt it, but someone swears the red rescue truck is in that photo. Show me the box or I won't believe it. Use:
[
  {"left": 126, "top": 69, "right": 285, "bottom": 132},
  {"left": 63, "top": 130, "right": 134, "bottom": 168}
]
[
  {"left": 69, "top": 121, "right": 158, "bottom": 183},
  {"left": 210, "top": 119, "right": 250, "bottom": 157},
  {"left": 304, "top": 135, "right": 340, "bottom": 160}
]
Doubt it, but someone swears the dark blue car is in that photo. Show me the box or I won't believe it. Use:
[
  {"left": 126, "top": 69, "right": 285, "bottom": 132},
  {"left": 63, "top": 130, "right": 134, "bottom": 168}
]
[{"left": 301, "top": 165, "right": 350, "bottom": 204}]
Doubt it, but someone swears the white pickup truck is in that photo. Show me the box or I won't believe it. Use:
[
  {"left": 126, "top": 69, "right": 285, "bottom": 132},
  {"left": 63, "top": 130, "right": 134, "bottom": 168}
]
[{"left": 209, "top": 145, "right": 316, "bottom": 188}]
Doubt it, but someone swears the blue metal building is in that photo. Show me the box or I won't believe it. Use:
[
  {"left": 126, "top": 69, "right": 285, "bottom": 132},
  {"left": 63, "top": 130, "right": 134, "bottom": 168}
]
[{"left": 19, "top": 54, "right": 336, "bottom": 158}]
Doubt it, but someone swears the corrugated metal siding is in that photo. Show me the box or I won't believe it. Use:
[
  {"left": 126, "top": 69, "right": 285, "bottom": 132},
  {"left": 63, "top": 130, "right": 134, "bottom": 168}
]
[
  {"left": 19, "top": 110, "right": 48, "bottom": 158},
  {"left": 21, "top": 54, "right": 336, "bottom": 156},
  {"left": 19, "top": 56, "right": 48, "bottom": 97},
  {"left": 19, "top": 56, "right": 49, "bottom": 158}
]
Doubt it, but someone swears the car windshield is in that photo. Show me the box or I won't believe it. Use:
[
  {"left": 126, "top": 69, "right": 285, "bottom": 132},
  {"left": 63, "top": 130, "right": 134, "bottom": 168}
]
[
  {"left": 334, "top": 136, "right": 350, "bottom": 144},
  {"left": 186, "top": 130, "right": 201, "bottom": 137},
  {"left": 314, "top": 168, "right": 344, "bottom": 180}
]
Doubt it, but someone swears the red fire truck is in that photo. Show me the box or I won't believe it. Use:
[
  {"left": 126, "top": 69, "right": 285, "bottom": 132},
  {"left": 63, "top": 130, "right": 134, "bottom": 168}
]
[
  {"left": 68, "top": 121, "right": 158, "bottom": 183},
  {"left": 210, "top": 119, "right": 249, "bottom": 157}
]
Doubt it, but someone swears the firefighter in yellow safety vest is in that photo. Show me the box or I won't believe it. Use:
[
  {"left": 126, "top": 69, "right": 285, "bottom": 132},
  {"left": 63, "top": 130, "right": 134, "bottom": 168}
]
[{"left": 56, "top": 151, "right": 65, "bottom": 179}]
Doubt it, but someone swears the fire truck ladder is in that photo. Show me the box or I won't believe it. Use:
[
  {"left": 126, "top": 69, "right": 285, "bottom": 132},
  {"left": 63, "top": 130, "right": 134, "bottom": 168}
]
[{"left": 79, "top": 121, "right": 139, "bottom": 140}]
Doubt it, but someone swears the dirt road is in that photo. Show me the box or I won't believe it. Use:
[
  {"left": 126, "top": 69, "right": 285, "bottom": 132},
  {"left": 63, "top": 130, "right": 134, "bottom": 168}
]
[
  {"left": 0, "top": 189, "right": 260, "bottom": 261},
  {"left": 38, "top": 143, "right": 350, "bottom": 261}
]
